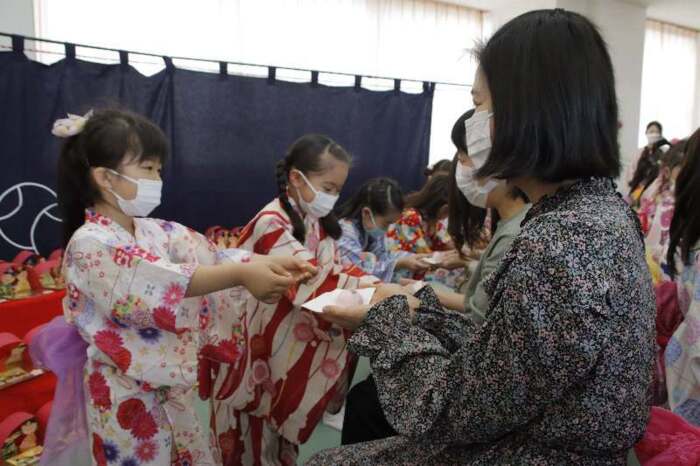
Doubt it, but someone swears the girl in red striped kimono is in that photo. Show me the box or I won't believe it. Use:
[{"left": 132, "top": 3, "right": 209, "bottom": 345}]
[{"left": 209, "top": 135, "right": 379, "bottom": 465}]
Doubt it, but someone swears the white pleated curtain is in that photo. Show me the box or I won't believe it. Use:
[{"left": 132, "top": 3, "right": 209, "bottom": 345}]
[
  {"left": 638, "top": 20, "right": 700, "bottom": 146},
  {"left": 33, "top": 0, "right": 485, "bottom": 163}
]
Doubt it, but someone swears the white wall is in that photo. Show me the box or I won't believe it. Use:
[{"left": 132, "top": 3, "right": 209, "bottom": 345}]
[
  {"left": 0, "top": 0, "right": 35, "bottom": 36},
  {"left": 486, "top": 0, "right": 557, "bottom": 30},
  {"left": 558, "top": 0, "right": 647, "bottom": 174}
]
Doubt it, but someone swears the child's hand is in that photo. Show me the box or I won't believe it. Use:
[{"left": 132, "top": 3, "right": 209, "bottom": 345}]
[
  {"left": 396, "top": 254, "right": 431, "bottom": 272},
  {"left": 262, "top": 255, "right": 318, "bottom": 284},
  {"left": 439, "top": 250, "right": 467, "bottom": 270},
  {"left": 252, "top": 255, "right": 318, "bottom": 284},
  {"left": 240, "top": 261, "right": 296, "bottom": 304}
]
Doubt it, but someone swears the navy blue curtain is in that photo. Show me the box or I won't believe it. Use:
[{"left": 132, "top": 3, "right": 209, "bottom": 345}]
[{"left": 0, "top": 37, "right": 433, "bottom": 259}]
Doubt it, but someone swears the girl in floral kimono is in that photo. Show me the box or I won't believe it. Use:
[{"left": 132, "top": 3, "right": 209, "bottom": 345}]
[
  {"left": 45, "top": 109, "right": 313, "bottom": 466},
  {"left": 209, "top": 134, "right": 378, "bottom": 465},
  {"left": 665, "top": 128, "right": 700, "bottom": 426},
  {"left": 386, "top": 173, "right": 466, "bottom": 290}
]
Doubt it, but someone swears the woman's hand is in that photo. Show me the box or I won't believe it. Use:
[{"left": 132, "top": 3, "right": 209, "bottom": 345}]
[
  {"left": 396, "top": 254, "right": 432, "bottom": 272},
  {"left": 321, "top": 303, "right": 372, "bottom": 330},
  {"left": 322, "top": 283, "right": 420, "bottom": 330},
  {"left": 370, "top": 283, "right": 419, "bottom": 306}
]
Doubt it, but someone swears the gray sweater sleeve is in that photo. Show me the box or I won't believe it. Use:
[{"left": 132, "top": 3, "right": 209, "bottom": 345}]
[{"left": 464, "top": 233, "right": 516, "bottom": 325}]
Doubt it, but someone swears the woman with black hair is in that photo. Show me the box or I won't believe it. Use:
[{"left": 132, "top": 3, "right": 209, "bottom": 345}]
[
  {"left": 627, "top": 121, "right": 672, "bottom": 210},
  {"left": 664, "top": 128, "right": 700, "bottom": 427},
  {"left": 309, "top": 9, "right": 654, "bottom": 465},
  {"left": 337, "top": 177, "right": 430, "bottom": 282},
  {"left": 642, "top": 141, "right": 686, "bottom": 272}
]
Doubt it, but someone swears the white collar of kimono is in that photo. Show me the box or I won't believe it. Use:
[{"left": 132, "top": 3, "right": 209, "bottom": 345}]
[{"left": 86, "top": 209, "right": 139, "bottom": 244}]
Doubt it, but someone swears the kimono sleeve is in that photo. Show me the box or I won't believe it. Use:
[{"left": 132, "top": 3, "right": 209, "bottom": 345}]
[
  {"left": 64, "top": 234, "right": 198, "bottom": 387},
  {"left": 249, "top": 213, "right": 378, "bottom": 306},
  {"left": 338, "top": 220, "right": 398, "bottom": 283}
]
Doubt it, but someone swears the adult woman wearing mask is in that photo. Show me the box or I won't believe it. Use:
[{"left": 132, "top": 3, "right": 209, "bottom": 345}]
[
  {"left": 308, "top": 9, "right": 655, "bottom": 465},
  {"left": 627, "top": 121, "right": 671, "bottom": 208}
]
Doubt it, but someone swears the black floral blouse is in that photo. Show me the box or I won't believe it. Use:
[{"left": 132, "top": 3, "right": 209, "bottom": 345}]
[{"left": 307, "top": 178, "right": 656, "bottom": 466}]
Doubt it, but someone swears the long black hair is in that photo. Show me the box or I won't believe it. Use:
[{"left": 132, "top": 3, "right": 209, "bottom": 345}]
[
  {"left": 275, "top": 134, "right": 351, "bottom": 243},
  {"left": 447, "top": 109, "right": 488, "bottom": 253},
  {"left": 646, "top": 121, "right": 663, "bottom": 135},
  {"left": 628, "top": 139, "right": 670, "bottom": 196},
  {"left": 667, "top": 129, "right": 700, "bottom": 278},
  {"left": 424, "top": 159, "right": 453, "bottom": 178},
  {"left": 405, "top": 173, "right": 450, "bottom": 223},
  {"left": 336, "top": 177, "right": 404, "bottom": 234},
  {"left": 57, "top": 108, "right": 168, "bottom": 246}
]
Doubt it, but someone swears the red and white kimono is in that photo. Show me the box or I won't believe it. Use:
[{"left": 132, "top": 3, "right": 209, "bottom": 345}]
[{"left": 210, "top": 198, "right": 378, "bottom": 465}]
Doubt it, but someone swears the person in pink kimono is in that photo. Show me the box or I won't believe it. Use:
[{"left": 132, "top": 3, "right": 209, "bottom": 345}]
[{"left": 44, "top": 109, "right": 314, "bottom": 466}]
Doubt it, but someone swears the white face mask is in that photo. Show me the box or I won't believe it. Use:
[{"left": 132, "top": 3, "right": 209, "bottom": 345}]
[
  {"left": 108, "top": 169, "right": 162, "bottom": 217},
  {"left": 646, "top": 132, "right": 661, "bottom": 145},
  {"left": 455, "top": 162, "right": 501, "bottom": 208},
  {"left": 457, "top": 110, "right": 505, "bottom": 208},
  {"left": 464, "top": 110, "right": 494, "bottom": 165},
  {"left": 293, "top": 170, "right": 339, "bottom": 219}
]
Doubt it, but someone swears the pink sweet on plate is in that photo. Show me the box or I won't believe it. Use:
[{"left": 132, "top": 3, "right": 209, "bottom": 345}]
[{"left": 336, "top": 290, "right": 363, "bottom": 307}]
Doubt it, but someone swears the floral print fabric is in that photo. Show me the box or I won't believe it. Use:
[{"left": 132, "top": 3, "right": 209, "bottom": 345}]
[
  {"left": 386, "top": 209, "right": 463, "bottom": 289},
  {"left": 337, "top": 218, "right": 408, "bottom": 283},
  {"left": 666, "top": 244, "right": 700, "bottom": 426},
  {"left": 307, "top": 178, "right": 655, "bottom": 466},
  {"left": 65, "top": 211, "right": 250, "bottom": 466}
]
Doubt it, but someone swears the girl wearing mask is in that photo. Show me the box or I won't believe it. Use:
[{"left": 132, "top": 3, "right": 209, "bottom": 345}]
[
  {"left": 209, "top": 134, "right": 378, "bottom": 465},
  {"left": 34, "top": 109, "right": 312, "bottom": 466},
  {"left": 386, "top": 173, "right": 465, "bottom": 289},
  {"left": 310, "top": 9, "right": 654, "bottom": 465},
  {"left": 337, "top": 177, "right": 430, "bottom": 282},
  {"left": 664, "top": 128, "right": 700, "bottom": 426},
  {"left": 642, "top": 141, "right": 686, "bottom": 275},
  {"left": 412, "top": 108, "right": 530, "bottom": 326}
]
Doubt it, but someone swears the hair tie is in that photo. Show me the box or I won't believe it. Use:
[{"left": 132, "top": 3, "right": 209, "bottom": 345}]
[{"left": 52, "top": 110, "right": 93, "bottom": 138}]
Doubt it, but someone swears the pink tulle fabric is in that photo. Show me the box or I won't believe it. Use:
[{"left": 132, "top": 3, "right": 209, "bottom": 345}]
[
  {"left": 28, "top": 316, "right": 91, "bottom": 466},
  {"left": 635, "top": 407, "right": 700, "bottom": 465}
]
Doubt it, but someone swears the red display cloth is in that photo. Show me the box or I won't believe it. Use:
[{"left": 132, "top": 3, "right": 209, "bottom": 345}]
[
  {"left": 0, "top": 291, "right": 64, "bottom": 337},
  {"left": 0, "top": 291, "right": 64, "bottom": 423},
  {"left": 0, "top": 372, "right": 57, "bottom": 422}
]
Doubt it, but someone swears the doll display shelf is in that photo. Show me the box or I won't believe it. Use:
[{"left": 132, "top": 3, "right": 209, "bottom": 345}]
[{"left": 0, "top": 291, "right": 63, "bottom": 425}]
